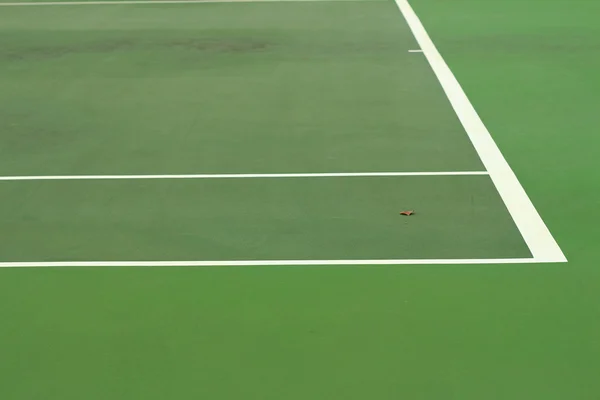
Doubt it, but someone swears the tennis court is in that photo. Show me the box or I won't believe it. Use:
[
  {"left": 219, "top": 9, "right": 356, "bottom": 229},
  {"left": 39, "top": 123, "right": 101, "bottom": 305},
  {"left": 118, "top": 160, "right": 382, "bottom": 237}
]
[
  {"left": 2, "top": 1, "right": 599, "bottom": 400},
  {"left": 0, "top": 0, "right": 564, "bottom": 265}
]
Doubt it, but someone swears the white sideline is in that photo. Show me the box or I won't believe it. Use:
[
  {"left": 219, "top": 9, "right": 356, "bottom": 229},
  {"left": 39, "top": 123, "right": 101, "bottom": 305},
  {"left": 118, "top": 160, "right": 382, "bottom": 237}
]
[
  {"left": 0, "top": 171, "right": 488, "bottom": 181},
  {"left": 0, "top": 258, "right": 550, "bottom": 268},
  {"left": 393, "top": 0, "right": 566, "bottom": 263},
  {"left": 0, "top": 0, "right": 373, "bottom": 6}
]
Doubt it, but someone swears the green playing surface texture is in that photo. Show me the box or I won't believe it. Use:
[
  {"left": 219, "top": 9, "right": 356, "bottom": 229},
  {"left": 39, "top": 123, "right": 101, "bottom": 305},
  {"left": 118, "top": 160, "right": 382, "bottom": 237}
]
[
  {"left": 0, "top": 0, "right": 598, "bottom": 399},
  {"left": 0, "top": 0, "right": 523, "bottom": 262}
]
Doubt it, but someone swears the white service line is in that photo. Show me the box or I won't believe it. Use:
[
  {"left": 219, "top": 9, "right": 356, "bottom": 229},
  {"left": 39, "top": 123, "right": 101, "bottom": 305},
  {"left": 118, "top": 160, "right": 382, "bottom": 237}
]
[
  {"left": 0, "top": 258, "right": 547, "bottom": 268},
  {"left": 0, "top": 171, "right": 488, "bottom": 181},
  {"left": 0, "top": 0, "right": 372, "bottom": 6},
  {"left": 393, "top": 0, "right": 566, "bottom": 263}
]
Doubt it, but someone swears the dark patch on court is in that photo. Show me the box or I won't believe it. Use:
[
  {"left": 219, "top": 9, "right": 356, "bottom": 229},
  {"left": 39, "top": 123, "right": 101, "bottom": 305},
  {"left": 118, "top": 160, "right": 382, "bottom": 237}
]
[
  {"left": 166, "top": 38, "right": 270, "bottom": 53},
  {"left": 0, "top": 37, "right": 271, "bottom": 62}
]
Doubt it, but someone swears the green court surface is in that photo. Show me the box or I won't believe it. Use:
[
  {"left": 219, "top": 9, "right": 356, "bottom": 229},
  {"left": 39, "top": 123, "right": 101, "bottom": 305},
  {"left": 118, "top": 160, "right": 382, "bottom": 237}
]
[
  {"left": 0, "top": 0, "right": 524, "bottom": 263},
  {"left": 0, "top": 0, "right": 598, "bottom": 399},
  {"left": 0, "top": 1, "right": 483, "bottom": 176}
]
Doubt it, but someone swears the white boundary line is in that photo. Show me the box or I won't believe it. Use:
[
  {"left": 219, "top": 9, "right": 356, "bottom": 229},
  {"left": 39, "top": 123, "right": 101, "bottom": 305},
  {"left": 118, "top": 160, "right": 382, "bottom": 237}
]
[
  {"left": 393, "top": 0, "right": 566, "bottom": 263},
  {"left": 0, "top": 171, "right": 488, "bottom": 181},
  {"left": 0, "top": 258, "right": 550, "bottom": 268},
  {"left": 0, "top": 0, "right": 372, "bottom": 6}
]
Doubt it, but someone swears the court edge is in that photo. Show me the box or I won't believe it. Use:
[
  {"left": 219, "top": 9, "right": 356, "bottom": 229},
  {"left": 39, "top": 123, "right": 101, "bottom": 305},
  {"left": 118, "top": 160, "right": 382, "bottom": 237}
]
[
  {"left": 0, "top": 171, "right": 488, "bottom": 181},
  {"left": 395, "top": 0, "right": 567, "bottom": 263},
  {"left": 0, "top": 258, "right": 569, "bottom": 268}
]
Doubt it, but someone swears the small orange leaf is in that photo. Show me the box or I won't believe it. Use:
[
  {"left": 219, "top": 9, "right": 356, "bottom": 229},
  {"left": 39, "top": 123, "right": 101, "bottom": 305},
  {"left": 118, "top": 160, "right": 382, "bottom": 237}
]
[{"left": 400, "top": 210, "right": 414, "bottom": 216}]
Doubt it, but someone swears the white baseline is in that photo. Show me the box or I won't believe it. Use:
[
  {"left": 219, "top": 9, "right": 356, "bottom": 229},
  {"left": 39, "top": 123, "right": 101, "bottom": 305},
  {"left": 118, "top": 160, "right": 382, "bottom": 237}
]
[
  {"left": 393, "top": 0, "right": 566, "bottom": 263},
  {"left": 0, "top": 171, "right": 487, "bottom": 181},
  {"left": 0, "top": 258, "right": 555, "bottom": 268}
]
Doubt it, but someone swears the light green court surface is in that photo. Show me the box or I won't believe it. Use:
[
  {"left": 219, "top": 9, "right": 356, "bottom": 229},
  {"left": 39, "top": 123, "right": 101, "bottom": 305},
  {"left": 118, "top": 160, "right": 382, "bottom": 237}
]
[{"left": 0, "top": 0, "right": 599, "bottom": 399}]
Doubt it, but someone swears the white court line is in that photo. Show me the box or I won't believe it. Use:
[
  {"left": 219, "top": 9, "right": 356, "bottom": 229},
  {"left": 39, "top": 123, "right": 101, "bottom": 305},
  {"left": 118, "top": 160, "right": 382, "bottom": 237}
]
[
  {"left": 408, "top": 49, "right": 423, "bottom": 53},
  {"left": 0, "top": 0, "right": 372, "bottom": 6},
  {"left": 0, "top": 171, "right": 488, "bottom": 181},
  {"left": 393, "top": 0, "right": 566, "bottom": 264},
  {"left": 0, "top": 258, "right": 549, "bottom": 268}
]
